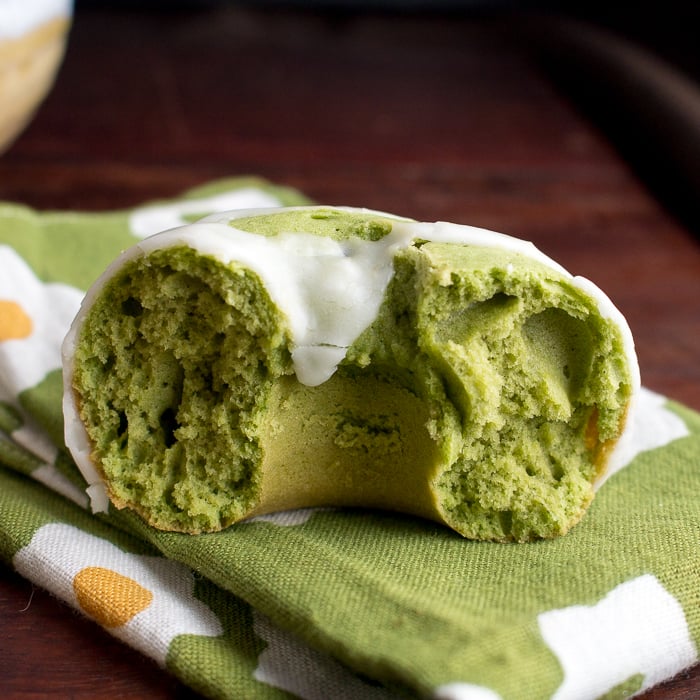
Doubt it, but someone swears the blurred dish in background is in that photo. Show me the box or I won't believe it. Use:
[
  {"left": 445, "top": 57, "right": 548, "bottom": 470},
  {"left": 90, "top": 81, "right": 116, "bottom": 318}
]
[{"left": 0, "top": 0, "right": 73, "bottom": 153}]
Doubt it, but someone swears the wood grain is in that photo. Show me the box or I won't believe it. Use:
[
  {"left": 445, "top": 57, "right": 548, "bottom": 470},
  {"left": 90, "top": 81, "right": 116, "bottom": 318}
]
[{"left": 1, "top": 7, "right": 699, "bottom": 698}]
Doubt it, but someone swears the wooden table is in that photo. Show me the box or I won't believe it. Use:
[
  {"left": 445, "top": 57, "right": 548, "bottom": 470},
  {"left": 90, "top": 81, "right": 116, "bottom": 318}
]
[{"left": 1, "top": 7, "right": 699, "bottom": 698}]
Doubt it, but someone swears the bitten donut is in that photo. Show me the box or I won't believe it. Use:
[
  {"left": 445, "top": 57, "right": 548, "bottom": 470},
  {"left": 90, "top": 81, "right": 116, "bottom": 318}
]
[{"left": 62, "top": 207, "right": 639, "bottom": 541}]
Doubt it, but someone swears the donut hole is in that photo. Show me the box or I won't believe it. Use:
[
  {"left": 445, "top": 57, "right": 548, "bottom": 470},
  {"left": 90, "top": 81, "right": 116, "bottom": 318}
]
[{"left": 252, "top": 370, "right": 444, "bottom": 522}]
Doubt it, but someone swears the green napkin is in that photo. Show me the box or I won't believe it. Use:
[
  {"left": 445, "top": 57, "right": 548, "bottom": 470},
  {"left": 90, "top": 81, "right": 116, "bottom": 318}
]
[{"left": 1, "top": 178, "right": 698, "bottom": 700}]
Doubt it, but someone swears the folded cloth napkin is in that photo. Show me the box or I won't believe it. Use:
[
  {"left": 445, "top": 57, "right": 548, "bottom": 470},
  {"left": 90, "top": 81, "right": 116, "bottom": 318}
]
[{"left": 1, "top": 178, "right": 698, "bottom": 700}]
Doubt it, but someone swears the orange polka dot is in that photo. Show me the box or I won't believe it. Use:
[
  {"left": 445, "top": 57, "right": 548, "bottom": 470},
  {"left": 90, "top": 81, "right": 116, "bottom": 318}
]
[
  {"left": 0, "top": 300, "right": 33, "bottom": 341},
  {"left": 73, "top": 566, "right": 153, "bottom": 628}
]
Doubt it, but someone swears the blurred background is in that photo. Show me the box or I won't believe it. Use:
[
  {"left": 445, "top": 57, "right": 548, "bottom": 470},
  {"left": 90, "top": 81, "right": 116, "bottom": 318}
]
[
  {"left": 2, "top": 0, "right": 698, "bottom": 234},
  {"left": 2, "top": 3, "right": 700, "bottom": 695}
]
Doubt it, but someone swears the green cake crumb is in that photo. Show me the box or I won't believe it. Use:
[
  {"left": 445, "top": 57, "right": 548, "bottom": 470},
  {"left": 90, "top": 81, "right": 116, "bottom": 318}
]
[
  {"left": 72, "top": 248, "right": 293, "bottom": 532},
  {"left": 231, "top": 207, "right": 397, "bottom": 241},
  {"left": 69, "top": 208, "right": 634, "bottom": 539}
]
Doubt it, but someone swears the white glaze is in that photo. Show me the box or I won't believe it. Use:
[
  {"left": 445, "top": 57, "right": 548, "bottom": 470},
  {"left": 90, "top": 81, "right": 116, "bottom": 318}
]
[
  {"left": 0, "top": 0, "right": 72, "bottom": 40},
  {"left": 67, "top": 205, "right": 640, "bottom": 391}
]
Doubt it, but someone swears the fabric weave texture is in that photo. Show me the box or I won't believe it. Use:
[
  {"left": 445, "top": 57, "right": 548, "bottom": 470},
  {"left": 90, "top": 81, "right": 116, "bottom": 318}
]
[{"left": 1, "top": 178, "right": 698, "bottom": 699}]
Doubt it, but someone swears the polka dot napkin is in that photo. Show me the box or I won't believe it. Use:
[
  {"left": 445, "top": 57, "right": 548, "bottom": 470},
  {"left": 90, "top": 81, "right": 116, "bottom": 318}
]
[{"left": 1, "top": 178, "right": 699, "bottom": 699}]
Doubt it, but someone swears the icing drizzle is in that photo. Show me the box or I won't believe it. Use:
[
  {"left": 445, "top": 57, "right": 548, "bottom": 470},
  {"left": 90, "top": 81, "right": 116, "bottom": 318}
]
[{"left": 91, "top": 206, "right": 637, "bottom": 389}]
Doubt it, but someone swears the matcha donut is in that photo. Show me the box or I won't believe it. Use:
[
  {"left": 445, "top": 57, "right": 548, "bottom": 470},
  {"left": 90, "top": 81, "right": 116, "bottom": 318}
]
[{"left": 62, "top": 207, "right": 639, "bottom": 541}]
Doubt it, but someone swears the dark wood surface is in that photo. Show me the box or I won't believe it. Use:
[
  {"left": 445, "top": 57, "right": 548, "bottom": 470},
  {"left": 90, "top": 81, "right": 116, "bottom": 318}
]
[{"left": 1, "top": 7, "right": 699, "bottom": 698}]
